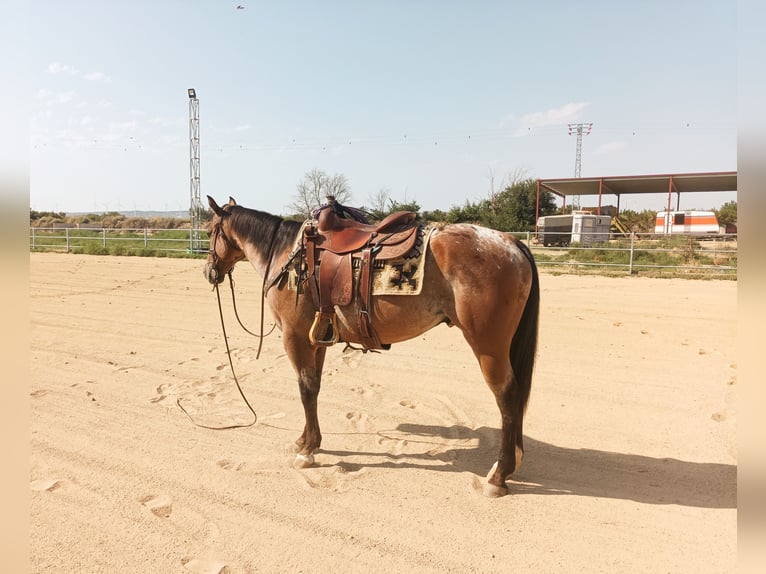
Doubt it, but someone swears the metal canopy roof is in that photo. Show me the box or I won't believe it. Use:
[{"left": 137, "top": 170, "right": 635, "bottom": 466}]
[{"left": 538, "top": 171, "right": 737, "bottom": 200}]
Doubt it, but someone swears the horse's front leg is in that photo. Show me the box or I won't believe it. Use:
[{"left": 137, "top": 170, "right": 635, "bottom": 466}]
[{"left": 287, "top": 340, "right": 327, "bottom": 469}]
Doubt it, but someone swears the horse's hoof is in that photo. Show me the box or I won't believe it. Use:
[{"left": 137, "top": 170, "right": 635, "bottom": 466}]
[
  {"left": 483, "top": 461, "right": 508, "bottom": 497},
  {"left": 483, "top": 482, "right": 509, "bottom": 498},
  {"left": 293, "top": 453, "right": 315, "bottom": 468}
]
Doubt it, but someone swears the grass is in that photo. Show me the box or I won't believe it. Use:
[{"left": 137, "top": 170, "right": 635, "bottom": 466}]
[
  {"left": 529, "top": 237, "right": 737, "bottom": 279},
  {"left": 30, "top": 228, "right": 208, "bottom": 259}
]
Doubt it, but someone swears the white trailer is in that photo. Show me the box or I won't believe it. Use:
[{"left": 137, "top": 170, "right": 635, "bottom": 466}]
[
  {"left": 537, "top": 211, "right": 612, "bottom": 246},
  {"left": 654, "top": 211, "right": 721, "bottom": 235}
]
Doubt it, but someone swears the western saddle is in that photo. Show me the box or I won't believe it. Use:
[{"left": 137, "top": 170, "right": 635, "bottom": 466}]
[{"left": 301, "top": 198, "right": 419, "bottom": 350}]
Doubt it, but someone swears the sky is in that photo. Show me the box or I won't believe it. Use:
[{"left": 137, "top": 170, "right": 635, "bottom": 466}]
[{"left": 21, "top": 1, "right": 739, "bottom": 215}]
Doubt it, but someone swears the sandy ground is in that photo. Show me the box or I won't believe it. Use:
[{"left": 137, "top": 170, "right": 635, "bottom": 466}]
[{"left": 29, "top": 252, "right": 737, "bottom": 573}]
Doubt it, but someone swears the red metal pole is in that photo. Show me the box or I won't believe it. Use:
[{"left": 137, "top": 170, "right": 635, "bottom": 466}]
[
  {"left": 666, "top": 176, "right": 673, "bottom": 234},
  {"left": 598, "top": 178, "right": 603, "bottom": 215},
  {"left": 535, "top": 179, "right": 540, "bottom": 237}
]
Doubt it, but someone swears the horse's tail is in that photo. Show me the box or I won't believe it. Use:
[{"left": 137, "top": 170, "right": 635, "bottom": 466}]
[{"left": 510, "top": 239, "right": 539, "bottom": 413}]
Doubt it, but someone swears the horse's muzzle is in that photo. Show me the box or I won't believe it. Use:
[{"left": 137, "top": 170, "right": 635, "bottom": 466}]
[{"left": 204, "top": 262, "right": 224, "bottom": 285}]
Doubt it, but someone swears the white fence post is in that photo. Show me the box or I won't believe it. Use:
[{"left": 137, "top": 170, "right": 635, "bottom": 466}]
[{"left": 66, "top": 228, "right": 70, "bottom": 252}]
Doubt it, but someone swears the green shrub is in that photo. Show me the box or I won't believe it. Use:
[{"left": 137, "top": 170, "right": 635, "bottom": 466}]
[
  {"left": 109, "top": 243, "right": 128, "bottom": 256},
  {"left": 83, "top": 242, "right": 109, "bottom": 256}
]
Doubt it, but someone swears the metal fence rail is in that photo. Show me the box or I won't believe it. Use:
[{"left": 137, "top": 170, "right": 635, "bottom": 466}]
[
  {"left": 29, "top": 227, "right": 737, "bottom": 276},
  {"left": 523, "top": 231, "right": 737, "bottom": 276},
  {"left": 29, "top": 227, "right": 210, "bottom": 255}
]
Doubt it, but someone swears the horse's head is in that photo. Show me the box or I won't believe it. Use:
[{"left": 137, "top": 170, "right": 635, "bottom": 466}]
[{"left": 204, "top": 195, "right": 246, "bottom": 285}]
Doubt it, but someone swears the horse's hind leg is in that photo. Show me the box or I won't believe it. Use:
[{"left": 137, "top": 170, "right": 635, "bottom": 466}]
[{"left": 474, "top": 352, "right": 524, "bottom": 497}]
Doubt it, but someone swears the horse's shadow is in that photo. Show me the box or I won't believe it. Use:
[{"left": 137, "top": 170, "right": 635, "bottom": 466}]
[{"left": 320, "top": 423, "right": 736, "bottom": 509}]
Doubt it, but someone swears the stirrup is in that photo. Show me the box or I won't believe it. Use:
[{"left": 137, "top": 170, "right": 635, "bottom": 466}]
[{"left": 308, "top": 311, "right": 340, "bottom": 346}]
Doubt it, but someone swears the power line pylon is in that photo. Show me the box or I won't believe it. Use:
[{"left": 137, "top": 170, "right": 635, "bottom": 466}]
[
  {"left": 568, "top": 122, "right": 592, "bottom": 210},
  {"left": 188, "top": 88, "right": 203, "bottom": 252}
]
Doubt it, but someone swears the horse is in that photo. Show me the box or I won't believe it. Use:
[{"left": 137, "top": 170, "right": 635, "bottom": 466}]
[{"left": 203, "top": 195, "right": 539, "bottom": 497}]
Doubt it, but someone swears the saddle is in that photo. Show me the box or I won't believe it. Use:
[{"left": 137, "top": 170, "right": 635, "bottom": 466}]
[{"left": 302, "top": 204, "right": 419, "bottom": 350}]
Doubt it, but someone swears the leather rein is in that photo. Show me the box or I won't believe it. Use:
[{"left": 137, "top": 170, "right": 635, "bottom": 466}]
[{"left": 177, "top": 218, "right": 280, "bottom": 430}]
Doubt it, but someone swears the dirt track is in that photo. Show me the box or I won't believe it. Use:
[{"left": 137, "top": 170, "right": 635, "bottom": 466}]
[{"left": 30, "top": 253, "right": 736, "bottom": 573}]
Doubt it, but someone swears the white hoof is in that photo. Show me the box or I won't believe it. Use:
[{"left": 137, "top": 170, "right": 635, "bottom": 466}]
[
  {"left": 483, "top": 460, "right": 509, "bottom": 498},
  {"left": 483, "top": 482, "right": 509, "bottom": 498},
  {"left": 293, "top": 453, "right": 315, "bottom": 468}
]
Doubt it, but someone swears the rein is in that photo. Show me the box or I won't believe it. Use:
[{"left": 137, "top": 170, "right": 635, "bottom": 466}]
[
  {"left": 176, "top": 280, "right": 257, "bottom": 429},
  {"left": 178, "top": 215, "right": 282, "bottom": 429},
  {"left": 226, "top": 271, "right": 277, "bottom": 349}
]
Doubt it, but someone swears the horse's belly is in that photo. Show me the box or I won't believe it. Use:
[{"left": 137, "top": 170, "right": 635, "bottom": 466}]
[{"left": 334, "top": 295, "right": 449, "bottom": 345}]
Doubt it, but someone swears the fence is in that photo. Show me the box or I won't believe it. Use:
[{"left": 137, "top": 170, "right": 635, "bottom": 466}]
[
  {"left": 524, "top": 231, "right": 737, "bottom": 277},
  {"left": 29, "top": 227, "right": 210, "bottom": 256},
  {"left": 29, "top": 227, "right": 737, "bottom": 276}
]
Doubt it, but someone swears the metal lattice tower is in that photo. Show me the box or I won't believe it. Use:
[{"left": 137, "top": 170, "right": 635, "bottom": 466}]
[
  {"left": 568, "top": 122, "right": 592, "bottom": 210},
  {"left": 188, "top": 88, "right": 203, "bottom": 252}
]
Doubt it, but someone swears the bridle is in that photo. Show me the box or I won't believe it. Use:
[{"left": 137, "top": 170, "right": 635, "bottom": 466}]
[
  {"left": 208, "top": 215, "right": 280, "bottom": 351},
  {"left": 207, "top": 218, "right": 242, "bottom": 283}
]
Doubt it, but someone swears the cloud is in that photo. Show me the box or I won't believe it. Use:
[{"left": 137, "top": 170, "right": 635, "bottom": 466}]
[
  {"left": 47, "top": 62, "right": 110, "bottom": 82},
  {"left": 594, "top": 141, "right": 627, "bottom": 155},
  {"left": 513, "top": 102, "right": 591, "bottom": 135},
  {"left": 148, "top": 116, "right": 186, "bottom": 130},
  {"left": 47, "top": 62, "right": 79, "bottom": 75},
  {"left": 234, "top": 124, "right": 252, "bottom": 132},
  {"left": 498, "top": 114, "right": 515, "bottom": 129},
  {"left": 109, "top": 120, "right": 137, "bottom": 132},
  {"left": 36, "top": 89, "right": 75, "bottom": 105},
  {"left": 83, "top": 71, "right": 110, "bottom": 82}
]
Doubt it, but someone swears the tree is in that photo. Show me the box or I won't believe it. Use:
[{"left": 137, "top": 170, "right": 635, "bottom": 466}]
[
  {"left": 30, "top": 209, "right": 66, "bottom": 222},
  {"left": 386, "top": 198, "right": 420, "bottom": 215},
  {"left": 421, "top": 208, "right": 449, "bottom": 223},
  {"left": 287, "top": 168, "right": 352, "bottom": 218},
  {"left": 618, "top": 209, "right": 656, "bottom": 233},
  {"left": 444, "top": 200, "right": 484, "bottom": 224},
  {"left": 714, "top": 200, "right": 737, "bottom": 228},
  {"left": 365, "top": 188, "right": 391, "bottom": 221},
  {"left": 361, "top": 188, "right": 422, "bottom": 221},
  {"left": 487, "top": 176, "right": 557, "bottom": 231}
]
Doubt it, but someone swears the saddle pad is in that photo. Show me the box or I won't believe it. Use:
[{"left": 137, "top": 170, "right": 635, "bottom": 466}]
[{"left": 289, "top": 224, "right": 435, "bottom": 297}]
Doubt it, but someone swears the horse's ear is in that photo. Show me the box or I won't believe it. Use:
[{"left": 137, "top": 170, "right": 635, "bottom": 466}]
[
  {"left": 228, "top": 197, "right": 237, "bottom": 206},
  {"left": 207, "top": 195, "right": 225, "bottom": 217}
]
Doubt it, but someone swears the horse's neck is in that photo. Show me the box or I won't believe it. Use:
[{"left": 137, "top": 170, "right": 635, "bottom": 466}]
[
  {"left": 239, "top": 227, "right": 299, "bottom": 282},
  {"left": 241, "top": 241, "right": 271, "bottom": 277}
]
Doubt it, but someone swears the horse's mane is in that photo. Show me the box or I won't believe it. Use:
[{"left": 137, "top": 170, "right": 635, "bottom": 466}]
[{"left": 227, "top": 205, "right": 302, "bottom": 255}]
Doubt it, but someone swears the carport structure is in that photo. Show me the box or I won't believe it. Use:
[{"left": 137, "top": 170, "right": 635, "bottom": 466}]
[{"left": 535, "top": 171, "right": 737, "bottom": 230}]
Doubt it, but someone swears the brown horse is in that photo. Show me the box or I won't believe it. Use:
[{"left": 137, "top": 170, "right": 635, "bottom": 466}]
[{"left": 203, "top": 196, "right": 539, "bottom": 497}]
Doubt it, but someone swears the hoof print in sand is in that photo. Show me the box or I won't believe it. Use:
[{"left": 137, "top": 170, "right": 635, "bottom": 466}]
[
  {"left": 139, "top": 494, "right": 173, "bottom": 518},
  {"left": 31, "top": 479, "right": 61, "bottom": 492},
  {"left": 216, "top": 459, "right": 245, "bottom": 471},
  {"left": 181, "top": 557, "right": 229, "bottom": 574}
]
